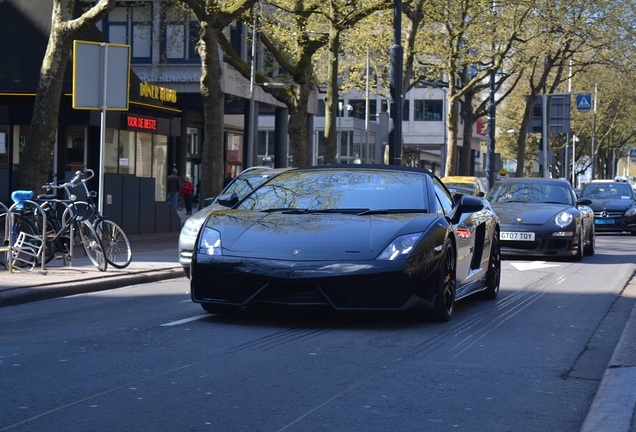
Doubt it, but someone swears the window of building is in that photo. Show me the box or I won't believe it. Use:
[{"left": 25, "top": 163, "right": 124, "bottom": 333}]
[
  {"left": 104, "top": 128, "right": 118, "bottom": 174},
  {"left": 66, "top": 126, "right": 87, "bottom": 172},
  {"left": 119, "top": 130, "right": 136, "bottom": 175},
  {"left": 0, "top": 126, "right": 8, "bottom": 168},
  {"left": 415, "top": 100, "right": 443, "bottom": 121},
  {"left": 136, "top": 132, "right": 153, "bottom": 178},
  {"left": 105, "top": 4, "right": 152, "bottom": 63},
  {"left": 162, "top": 8, "right": 199, "bottom": 62},
  {"left": 187, "top": 127, "right": 200, "bottom": 157},
  {"left": 349, "top": 99, "right": 377, "bottom": 121},
  {"left": 153, "top": 135, "right": 168, "bottom": 202},
  {"left": 230, "top": 22, "right": 243, "bottom": 59}
]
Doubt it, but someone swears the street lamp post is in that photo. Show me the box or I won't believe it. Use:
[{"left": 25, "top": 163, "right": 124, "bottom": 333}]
[
  {"left": 388, "top": 0, "right": 403, "bottom": 166},
  {"left": 247, "top": 11, "right": 258, "bottom": 169}
]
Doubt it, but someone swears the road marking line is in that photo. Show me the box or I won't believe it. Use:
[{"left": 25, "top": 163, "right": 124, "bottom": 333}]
[
  {"left": 160, "top": 315, "right": 209, "bottom": 327},
  {"left": 509, "top": 261, "right": 561, "bottom": 271}
]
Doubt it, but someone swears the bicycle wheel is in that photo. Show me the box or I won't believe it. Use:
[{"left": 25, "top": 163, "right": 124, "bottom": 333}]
[
  {"left": 77, "top": 220, "right": 107, "bottom": 272},
  {"left": 94, "top": 218, "right": 132, "bottom": 268}
]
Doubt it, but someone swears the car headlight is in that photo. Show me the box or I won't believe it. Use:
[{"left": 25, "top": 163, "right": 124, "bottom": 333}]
[
  {"left": 181, "top": 217, "right": 207, "bottom": 240},
  {"left": 198, "top": 227, "right": 222, "bottom": 256},
  {"left": 377, "top": 233, "right": 422, "bottom": 261},
  {"left": 625, "top": 208, "right": 636, "bottom": 217},
  {"left": 555, "top": 211, "right": 573, "bottom": 228}
]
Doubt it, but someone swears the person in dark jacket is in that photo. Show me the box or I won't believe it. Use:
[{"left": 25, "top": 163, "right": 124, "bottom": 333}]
[{"left": 167, "top": 168, "right": 181, "bottom": 208}]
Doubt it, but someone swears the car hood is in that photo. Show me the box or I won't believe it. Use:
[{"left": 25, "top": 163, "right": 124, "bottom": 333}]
[
  {"left": 202, "top": 211, "right": 440, "bottom": 261},
  {"left": 585, "top": 198, "right": 634, "bottom": 211},
  {"left": 492, "top": 202, "right": 569, "bottom": 225}
]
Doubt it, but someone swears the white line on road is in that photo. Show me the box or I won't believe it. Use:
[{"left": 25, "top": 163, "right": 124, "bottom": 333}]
[
  {"left": 160, "top": 315, "right": 209, "bottom": 327},
  {"left": 509, "top": 261, "right": 561, "bottom": 271}
]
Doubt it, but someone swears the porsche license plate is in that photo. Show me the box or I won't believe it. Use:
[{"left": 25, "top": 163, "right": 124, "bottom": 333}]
[{"left": 501, "top": 231, "right": 535, "bottom": 241}]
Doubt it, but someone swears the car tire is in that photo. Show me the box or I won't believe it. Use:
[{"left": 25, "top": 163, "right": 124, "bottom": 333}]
[
  {"left": 480, "top": 234, "right": 500, "bottom": 300},
  {"left": 201, "top": 303, "right": 241, "bottom": 315},
  {"left": 584, "top": 224, "right": 595, "bottom": 256},
  {"left": 429, "top": 239, "right": 456, "bottom": 322},
  {"left": 573, "top": 229, "right": 584, "bottom": 261}
]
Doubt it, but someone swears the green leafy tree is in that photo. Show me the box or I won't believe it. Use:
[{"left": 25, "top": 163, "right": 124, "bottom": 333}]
[
  {"left": 178, "top": 0, "right": 259, "bottom": 198},
  {"left": 19, "top": 0, "right": 115, "bottom": 192}
]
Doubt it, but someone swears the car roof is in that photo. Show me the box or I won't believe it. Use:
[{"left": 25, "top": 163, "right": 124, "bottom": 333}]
[
  {"left": 291, "top": 164, "right": 435, "bottom": 176},
  {"left": 441, "top": 176, "right": 479, "bottom": 184},
  {"left": 494, "top": 177, "right": 572, "bottom": 186}
]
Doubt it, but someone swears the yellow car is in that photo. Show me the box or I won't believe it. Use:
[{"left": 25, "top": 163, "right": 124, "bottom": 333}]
[{"left": 441, "top": 176, "right": 487, "bottom": 197}]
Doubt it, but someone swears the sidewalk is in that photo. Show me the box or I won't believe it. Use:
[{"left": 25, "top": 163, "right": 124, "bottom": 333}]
[{"left": 0, "top": 232, "right": 185, "bottom": 307}]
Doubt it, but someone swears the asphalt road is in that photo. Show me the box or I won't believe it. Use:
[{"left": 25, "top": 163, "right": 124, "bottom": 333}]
[{"left": 1, "top": 234, "right": 635, "bottom": 432}]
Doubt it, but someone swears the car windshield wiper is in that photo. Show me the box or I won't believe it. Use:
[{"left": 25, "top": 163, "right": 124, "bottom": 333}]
[
  {"left": 262, "top": 208, "right": 310, "bottom": 214},
  {"left": 356, "top": 209, "right": 428, "bottom": 215},
  {"left": 262, "top": 208, "right": 371, "bottom": 214}
]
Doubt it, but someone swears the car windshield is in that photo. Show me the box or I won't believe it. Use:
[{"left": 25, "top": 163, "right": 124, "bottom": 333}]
[
  {"left": 237, "top": 169, "right": 429, "bottom": 212},
  {"left": 445, "top": 183, "right": 475, "bottom": 195},
  {"left": 488, "top": 182, "right": 573, "bottom": 205},
  {"left": 223, "top": 172, "right": 277, "bottom": 200},
  {"left": 581, "top": 184, "right": 633, "bottom": 200}
]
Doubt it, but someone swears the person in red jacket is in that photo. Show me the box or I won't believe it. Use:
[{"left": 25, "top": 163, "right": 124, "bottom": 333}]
[{"left": 180, "top": 176, "right": 195, "bottom": 215}]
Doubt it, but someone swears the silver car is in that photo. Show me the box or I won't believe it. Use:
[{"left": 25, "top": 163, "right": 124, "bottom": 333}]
[{"left": 178, "top": 167, "right": 288, "bottom": 278}]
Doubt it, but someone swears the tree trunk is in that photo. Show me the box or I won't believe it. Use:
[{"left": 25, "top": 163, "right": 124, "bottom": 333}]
[
  {"left": 323, "top": 28, "right": 340, "bottom": 165},
  {"left": 514, "top": 96, "right": 535, "bottom": 178},
  {"left": 445, "top": 90, "right": 459, "bottom": 176},
  {"left": 198, "top": 24, "right": 225, "bottom": 199},
  {"left": 287, "top": 83, "right": 310, "bottom": 167},
  {"left": 19, "top": 0, "right": 115, "bottom": 192}
]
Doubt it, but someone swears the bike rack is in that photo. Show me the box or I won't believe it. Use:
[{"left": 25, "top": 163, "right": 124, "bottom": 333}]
[{"left": 7, "top": 199, "right": 48, "bottom": 272}]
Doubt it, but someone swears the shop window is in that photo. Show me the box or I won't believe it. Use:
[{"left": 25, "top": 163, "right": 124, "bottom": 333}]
[
  {"left": 0, "top": 126, "right": 8, "bottom": 168},
  {"left": 104, "top": 128, "right": 118, "bottom": 174},
  {"left": 12, "top": 125, "right": 27, "bottom": 168},
  {"left": 153, "top": 135, "right": 168, "bottom": 202},
  {"left": 118, "top": 130, "right": 136, "bottom": 175},
  {"left": 66, "top": 126, "right": 87, "bottom": 172},
  {"left": 187, "top": 127, "right": 200, "bottom": 156},
  {"left": 136, "top": 132, "right": 152, "bottom": 178}
]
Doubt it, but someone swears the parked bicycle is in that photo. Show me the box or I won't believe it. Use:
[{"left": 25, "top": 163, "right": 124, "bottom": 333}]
[
  {"left": 66, "top": 168, "right": 132, "bottom": 268},
  {"left": 52, "top": 169, "right": 132, "bottom": 269},
  {"left": 2, "top": 179, "right": 108, "bottom": 271}
]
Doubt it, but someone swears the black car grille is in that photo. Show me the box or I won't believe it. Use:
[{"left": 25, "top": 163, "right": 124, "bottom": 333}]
[
  {"left": 502, "top": 238, "right": 569, "bottom": 252},
  {"left": 594, "top": 210, "right": 625, "bottom": 218}
]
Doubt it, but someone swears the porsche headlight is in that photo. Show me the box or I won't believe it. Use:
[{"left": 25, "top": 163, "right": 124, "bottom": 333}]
[
  {"left": 625, "top": 207, "right": 636, "bottom": 217},
  {"left": 555, "top": 211, "right": 573, "bottom": 228},
  {"left": 377, "top": 233, "right": 422, "bottom": 261},
  {"left": 198, "top": 227, "right": 222, "bottom": 256}
]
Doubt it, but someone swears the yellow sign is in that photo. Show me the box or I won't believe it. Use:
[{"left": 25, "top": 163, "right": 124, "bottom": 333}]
[{"left": 139, "top": 82, "right": 177, "bottom": 103}]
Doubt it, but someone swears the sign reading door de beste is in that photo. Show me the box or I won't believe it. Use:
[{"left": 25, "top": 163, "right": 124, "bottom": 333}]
[{"left": 72, "top": 40, "right": 131, "bottom": 110}]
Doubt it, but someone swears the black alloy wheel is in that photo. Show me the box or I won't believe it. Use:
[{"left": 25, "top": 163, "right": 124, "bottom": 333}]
[{"left": 429, "top": 239, "right": 456, "bottom": 322}]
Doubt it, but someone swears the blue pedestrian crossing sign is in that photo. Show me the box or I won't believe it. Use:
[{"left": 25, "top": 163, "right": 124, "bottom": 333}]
[{"left": 576, "top": 94, "right": 592, "bottom": 112}]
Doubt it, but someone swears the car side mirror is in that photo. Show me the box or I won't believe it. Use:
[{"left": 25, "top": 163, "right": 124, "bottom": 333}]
[
  {"left": 217, "top": 192, "right": 240, "bottom": 208},
  {"left": 577, "top": 198, "right": 592, "bottom": 206},
  {"left": 450, "top": 195, "right": 484, "bottom": 224}
]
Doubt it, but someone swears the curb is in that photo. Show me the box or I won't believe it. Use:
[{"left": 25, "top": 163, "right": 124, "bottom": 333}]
[
  {"left": 580, "top": 296, "right": 636, "bottom": 432},
  {"left": 0, "top": 268, "right": 185, "bottom": 308}
]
